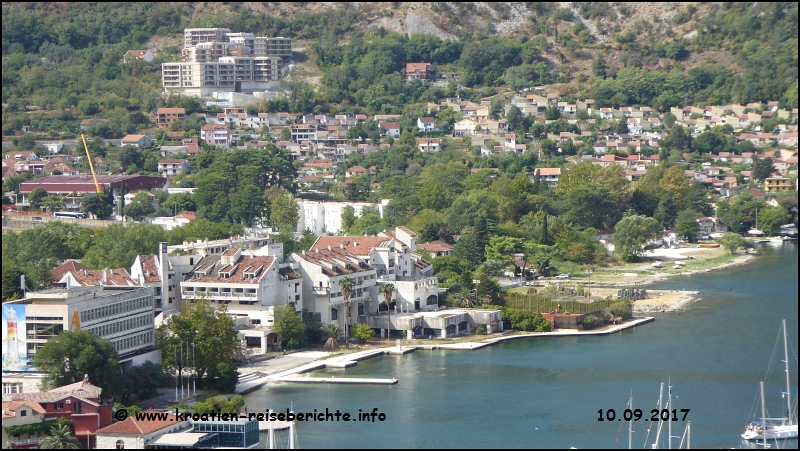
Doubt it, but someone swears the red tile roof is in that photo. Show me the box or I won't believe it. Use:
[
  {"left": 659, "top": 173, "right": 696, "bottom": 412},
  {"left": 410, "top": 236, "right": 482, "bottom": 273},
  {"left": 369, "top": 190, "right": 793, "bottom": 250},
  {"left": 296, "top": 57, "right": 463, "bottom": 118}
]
[
  {"left": 417, "top": 240, "right": 454, "bottom": 253},
  {"left": 2, "top": 400, "right": 46, "bottom": 418},
  {"left": 185, "top": 255, "right": 275, "bottom": 284},
  {"left": 51, "top": 261, "right": 90, "bottom": 282},
  {"left": 96, "top": 410, "right": 182, "bottom": 435},
  {"left": 311, "top": 236, "right": 391, "bottom": 256}
]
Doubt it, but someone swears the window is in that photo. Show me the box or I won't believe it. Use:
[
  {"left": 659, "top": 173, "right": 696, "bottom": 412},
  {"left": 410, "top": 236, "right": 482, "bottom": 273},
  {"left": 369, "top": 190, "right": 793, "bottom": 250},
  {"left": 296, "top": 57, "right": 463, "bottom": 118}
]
[
  {"left": 116, "top": 439, "right": 125, "bottom": 449},
  {"left": 331, "top": 308, "right": 338, "bottom": 321},
  {"left": 20, "top": 409, "right": 27, "bottom": 417},
  {"left": 56, "top": 403, "right": 64, "bottom": 409}
]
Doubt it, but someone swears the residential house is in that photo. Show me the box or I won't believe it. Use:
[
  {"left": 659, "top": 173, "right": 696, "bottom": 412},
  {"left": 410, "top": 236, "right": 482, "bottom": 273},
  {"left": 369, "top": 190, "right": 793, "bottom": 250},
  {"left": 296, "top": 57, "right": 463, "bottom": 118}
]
[
  {"left": 200, "top": 124, "right": 232, "bottom": 146},
  {"left": 95, "top": 411, "right": 191, "bottom": 450},
  {"left": 79, "top": 119, "right": 108, "bottom": 130},
  {"left": 417, "top": 117, "right": 437, "bottom": 133},
  {"left": 157, "top": 159, "right": 189, "bottom": 176},
  {"left": 416, "top": 240, "right": 454, "bottom": 258},
  {"left": 181, "top": 138, "right": 200, "bottom": 155},
  {"left": 418, "top": 138, "right": 441, "bottom": 153},
  {"left": 9, "top": 376, "right": 113, "bottom": 449},
  {"left": 406, "top": 62, "right": 432, "bottom": 81},
  {"left": 129, "top": 243, "right": 181, "bottom": 314},
  {"left": 530, "top": 168, "right": 561, "bottom": 188},
  {"left": 379, "top": 122, "right": 401, "bottom": 139},
  {"left": 2, "top": 400, "right": 47, "bottom": 449},
  {"left": 345, "top": 165, "right": 369, "bottom": 178},
  {"left": 156, "top": 108, "right": 186, "bottom": 129},
  {"left": 42, "top": 142, "right": 65, "bottom": 154},
  {"left": 453, "top": 118, "right": 479, "bottom": 137},
  {"left": 696, "top": 216, "right": 728, "bottom": 237},
  {"left": 120, "top": 134, "right": 153, "bottom": 149},
  {"left": 124, "top": 49, "right": 154, "bottom": 63},
  {"left": 765, "top": 177, "right": 792, "bottom": 193}
]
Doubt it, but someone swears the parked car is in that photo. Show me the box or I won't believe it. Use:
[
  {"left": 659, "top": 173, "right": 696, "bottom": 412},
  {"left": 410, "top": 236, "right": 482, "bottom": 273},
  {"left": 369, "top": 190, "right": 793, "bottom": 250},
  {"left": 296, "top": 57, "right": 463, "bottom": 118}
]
[{"left": 555, "top": 273, "right": 571, "bottom": 279}]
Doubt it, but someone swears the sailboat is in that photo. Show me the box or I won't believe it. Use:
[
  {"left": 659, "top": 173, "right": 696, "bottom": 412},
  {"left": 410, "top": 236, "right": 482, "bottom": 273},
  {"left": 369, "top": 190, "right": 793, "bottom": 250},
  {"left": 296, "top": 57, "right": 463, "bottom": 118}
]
[
  {"left": 748, "top": 209, "right": 765, "bottom": 237},
  {"left": 741, "top": 319, "right": 798, "bottom": 441}
]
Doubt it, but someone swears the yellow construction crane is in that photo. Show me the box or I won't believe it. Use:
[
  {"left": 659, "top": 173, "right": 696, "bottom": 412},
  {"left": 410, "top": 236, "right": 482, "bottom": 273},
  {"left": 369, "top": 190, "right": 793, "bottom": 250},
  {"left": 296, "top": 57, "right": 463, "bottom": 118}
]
[{"left": 81, "top": 134, "right": 102, "bottom": 193}]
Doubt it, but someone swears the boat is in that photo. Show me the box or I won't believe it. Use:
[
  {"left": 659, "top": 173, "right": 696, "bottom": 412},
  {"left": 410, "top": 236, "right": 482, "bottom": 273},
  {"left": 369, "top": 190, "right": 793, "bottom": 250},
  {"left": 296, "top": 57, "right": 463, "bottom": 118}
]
[
  {"left": 741, "top": 319, "right": 798, "bottom": 441},
  {"left": 748, "top": 209, "right": 765, "bottom": 237}
]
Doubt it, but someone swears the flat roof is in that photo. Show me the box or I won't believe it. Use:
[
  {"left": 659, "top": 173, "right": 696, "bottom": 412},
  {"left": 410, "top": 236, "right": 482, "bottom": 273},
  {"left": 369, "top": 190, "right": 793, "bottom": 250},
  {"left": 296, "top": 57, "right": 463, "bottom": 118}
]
[{"left": 150, "top": 432, "right": 212, "bottom": 446}]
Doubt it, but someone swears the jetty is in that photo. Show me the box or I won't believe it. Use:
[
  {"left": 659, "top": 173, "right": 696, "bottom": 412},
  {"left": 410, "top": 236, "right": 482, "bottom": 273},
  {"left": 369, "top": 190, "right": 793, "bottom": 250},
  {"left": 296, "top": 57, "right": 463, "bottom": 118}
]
[{"left": 272, "top": 376, "right": 397, "bottom": 385}]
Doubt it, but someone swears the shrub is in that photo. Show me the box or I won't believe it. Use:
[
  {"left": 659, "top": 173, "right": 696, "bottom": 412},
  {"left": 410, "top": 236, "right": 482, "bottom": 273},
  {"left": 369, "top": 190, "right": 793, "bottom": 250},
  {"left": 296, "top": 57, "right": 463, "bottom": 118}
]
[
  {"left": 475, "top": 327, "right": 486, "bottom": 335},
  {"left": 582, "top": 315, "right": 602, "bottom": 330},
  {"left": 352, "top": 323, "right": 375, "bottom": 343}
]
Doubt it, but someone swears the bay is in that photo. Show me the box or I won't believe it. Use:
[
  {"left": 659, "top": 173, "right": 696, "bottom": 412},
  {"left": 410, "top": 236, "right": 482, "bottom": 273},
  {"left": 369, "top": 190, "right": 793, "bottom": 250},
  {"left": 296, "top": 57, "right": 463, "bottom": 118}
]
[{"left": 244, "top": 243, "right": 798, "bottom": 448}]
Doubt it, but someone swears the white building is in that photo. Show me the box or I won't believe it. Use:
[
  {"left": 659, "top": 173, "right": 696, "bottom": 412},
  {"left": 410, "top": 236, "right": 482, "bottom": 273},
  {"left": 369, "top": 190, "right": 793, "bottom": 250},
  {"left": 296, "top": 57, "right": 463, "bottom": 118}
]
[
  {"left": 296, "top": 199, "right": 389, "bottom": 235},
  {"left": 129, "top": 243, "right": 181, "bottom": 315},
  {"left": 179, "top": 244, "right": 302, "bottom": 352},
  {"left": 291, "top": 227, "right": 439, "bottom": 337},
  {"left": 9, "top": 286, "right": 160, "bottom": 370}
]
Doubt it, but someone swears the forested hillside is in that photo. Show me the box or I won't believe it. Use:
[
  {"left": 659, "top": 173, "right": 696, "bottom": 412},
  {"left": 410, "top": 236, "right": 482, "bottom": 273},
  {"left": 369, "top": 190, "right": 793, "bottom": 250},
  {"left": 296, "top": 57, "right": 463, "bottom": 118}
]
[{"left": 2, "top": 2, "right": 797, "bottom": 138}]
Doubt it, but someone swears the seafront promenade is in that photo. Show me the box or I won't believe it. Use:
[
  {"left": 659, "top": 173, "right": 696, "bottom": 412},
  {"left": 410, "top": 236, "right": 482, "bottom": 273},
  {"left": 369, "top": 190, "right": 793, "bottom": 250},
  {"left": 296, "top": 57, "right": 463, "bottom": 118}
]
[{"left": 234, "top": 316, "right": 654, "bottom": 394}]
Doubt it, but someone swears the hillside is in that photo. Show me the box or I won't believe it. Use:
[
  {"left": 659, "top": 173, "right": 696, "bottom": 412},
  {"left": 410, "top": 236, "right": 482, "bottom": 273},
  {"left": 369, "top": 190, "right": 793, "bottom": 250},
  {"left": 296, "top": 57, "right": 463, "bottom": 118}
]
[{"left": 1, "top": 2, "right": 797, "bottom": 139}]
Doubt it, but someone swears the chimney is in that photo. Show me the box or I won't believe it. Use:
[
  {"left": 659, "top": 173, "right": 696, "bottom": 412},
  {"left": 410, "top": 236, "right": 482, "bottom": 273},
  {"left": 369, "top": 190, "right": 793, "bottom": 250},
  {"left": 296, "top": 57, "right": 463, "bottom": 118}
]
[
  {"left": 328, "top": 246, "right": 331, "bottom": 251},
  {"left": 110, "top": 269, "right": 114, "bottom": 275},
  {"left": 83, "top": 374, "right": 89, "bottom": 382},
  {"left": 340, "top": 244, "right": 344, "bottom": 249},
  {"left": 302, "top": 250, "right": 306, "bottom": 255}
]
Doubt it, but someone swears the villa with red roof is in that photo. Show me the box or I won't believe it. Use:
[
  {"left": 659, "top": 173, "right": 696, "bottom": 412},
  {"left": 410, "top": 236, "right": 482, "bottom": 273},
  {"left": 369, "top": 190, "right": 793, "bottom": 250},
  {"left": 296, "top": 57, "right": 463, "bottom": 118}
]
[{"left": 291, "top": 227, "right": 438, "bottom": 338}]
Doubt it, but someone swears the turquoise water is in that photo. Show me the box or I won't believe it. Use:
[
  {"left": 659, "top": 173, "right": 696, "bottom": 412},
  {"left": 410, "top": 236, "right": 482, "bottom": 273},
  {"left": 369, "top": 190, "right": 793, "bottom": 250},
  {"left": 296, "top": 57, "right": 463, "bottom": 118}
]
[{"left": 245, "top": 243, "right": 798, "bottom": 448}]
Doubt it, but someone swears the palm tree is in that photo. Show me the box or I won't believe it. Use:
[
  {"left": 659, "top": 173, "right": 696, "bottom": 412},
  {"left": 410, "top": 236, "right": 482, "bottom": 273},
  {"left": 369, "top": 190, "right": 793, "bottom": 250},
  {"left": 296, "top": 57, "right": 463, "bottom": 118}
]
[
  {"left": 40, "top": 424, "right": 82, "bottom": 449},
  {"left": 381, "top": 283, "right": 395, "bottom": 340},
  {"left": 320, "top": 323, "right": 340, "bottom": 350},
  {"left": 339, "top": 276, "right": 354, "bottom": 346}
]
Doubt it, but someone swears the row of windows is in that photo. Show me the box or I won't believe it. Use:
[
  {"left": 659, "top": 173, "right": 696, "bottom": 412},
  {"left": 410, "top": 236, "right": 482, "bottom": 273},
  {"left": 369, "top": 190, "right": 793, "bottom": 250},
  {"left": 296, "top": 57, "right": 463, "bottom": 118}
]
[
  {"left": 113, "top": 331, "right": 153, "bottom": 353},
  {"left": 87, "top": 313, "right": 152, "bottom": 338},
  {"left": 80, "top": 296, "right": 153, "bottom": 323}
]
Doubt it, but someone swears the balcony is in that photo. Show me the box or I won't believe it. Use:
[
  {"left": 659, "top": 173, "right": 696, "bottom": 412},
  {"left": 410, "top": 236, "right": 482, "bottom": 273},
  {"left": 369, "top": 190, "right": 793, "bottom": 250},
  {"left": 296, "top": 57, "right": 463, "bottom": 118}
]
[{"left": 313, "top": 286, "right": 330, "bottom": 294}]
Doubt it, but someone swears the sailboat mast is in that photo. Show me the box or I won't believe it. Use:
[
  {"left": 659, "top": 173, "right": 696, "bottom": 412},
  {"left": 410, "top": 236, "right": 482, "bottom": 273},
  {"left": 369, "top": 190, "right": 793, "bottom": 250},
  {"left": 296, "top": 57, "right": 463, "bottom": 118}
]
[
  {"left": 655, "top": 382, "right": 664, "bottom": 448},
  {"left": 686, "top": 422, "right": 690, "bottom": 449},
  {"left": 761, "top": 380, "right": 767, "bottom": 449},
  {"left": 668, "top": 378, "right": 672, "bottom": 450},
  {"left": 783, "top": 319, "right": 792, "bottom": 424},
  {"left": 629, "top": 393, "right": 633, "bottom": 450}
]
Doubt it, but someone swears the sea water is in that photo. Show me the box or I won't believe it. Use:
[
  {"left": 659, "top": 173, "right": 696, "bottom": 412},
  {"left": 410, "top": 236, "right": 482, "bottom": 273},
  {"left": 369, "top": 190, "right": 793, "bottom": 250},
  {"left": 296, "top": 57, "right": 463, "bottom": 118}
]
[{"left": 244, "top": 243, "right": 798, "bottom": 448}]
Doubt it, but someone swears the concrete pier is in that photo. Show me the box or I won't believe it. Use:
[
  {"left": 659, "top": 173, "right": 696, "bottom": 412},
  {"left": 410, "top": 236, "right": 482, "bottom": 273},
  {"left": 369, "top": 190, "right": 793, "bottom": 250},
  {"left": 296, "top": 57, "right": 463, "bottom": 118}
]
[{"left": 273, "top": 376, "right": 398, "bottom": 385}]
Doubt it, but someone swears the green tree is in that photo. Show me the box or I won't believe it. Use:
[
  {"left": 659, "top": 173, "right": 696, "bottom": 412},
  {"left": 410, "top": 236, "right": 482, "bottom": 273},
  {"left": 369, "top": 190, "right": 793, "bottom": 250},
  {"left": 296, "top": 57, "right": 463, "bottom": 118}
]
[
  {"left": 716, "top": 232, "right": 749, "bottom": 254},
  {"left": 676, "top": 219, "right": 700, "bottom": 242},
  {"left": 205, "top": 362, "right": 239, "bottom": 393},
  {"left": 381, "top": 283, "right": 395, "bottom": 340},
  {"left": 230, "top": 184, "right": 265, "bottom": 227},
  {"left": 653, "top": 195, "right": 679, "bottom": 229},
  {"left": 156, "top": 301, "right": 242, "bottom": 384},
  {"left": 192, "top": 395, "right": 245, "bottom": 414},
  {"left": 82, "top": 223, "right": 168, "bottom": 269},
  {"left": 40, "top": 424, "right": 82, "bottom": 449},
  {"left": 613, "top": 214, "right": 661, "bottom": 262},
  {"left": 269, "top": 188, "right": 299, "bottom": 231},
  {"left": 81, "top": 192, "right": 111, "bottom": 218},
  {"left": 41, "top": 195, "right": 65, "bottom": 213},
  {"left": 339, "top": 276, "right": 355, "bottom": 345},
  {"left": 565, "top": 183, "right": 621, "bottom": 229},
  {"left": 752, "top": 157, "right": 775, "bottom": 182},
  {"left": 280, "top": 127, "right": 292, "bottom": 141},
  {"left": 33, "top": 330, "right": 120, "bottom": 399},
  {"left": 273, "top": 303, "right": 306, "bottom": 349},
  {"left": 352, "top": 323, "right": 375, "bottom": 343},
  {"left": 659, "top": 166, "right": 689, "bottom": 206},
  {"left": 123, "top": 192, "right": 156, "bottom": 218},
  {"left": 28, "top": 187, "right": 47, "bottom": 210},
  {"left": 341, "top": 205, "right": 357, "bottom": 232},
  {"left": 757, "top": 206, "right": 791, "bottom": 236}
]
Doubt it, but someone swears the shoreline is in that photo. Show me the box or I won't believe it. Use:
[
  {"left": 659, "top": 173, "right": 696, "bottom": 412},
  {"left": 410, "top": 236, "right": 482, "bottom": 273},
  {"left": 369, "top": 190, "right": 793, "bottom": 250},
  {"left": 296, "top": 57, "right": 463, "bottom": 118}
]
[
  {"left": 235, "top": 249, "right": 764, "bottom": 394},
  {"left": 235, "top": 317, "right": 654, "bottom": 394}
]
